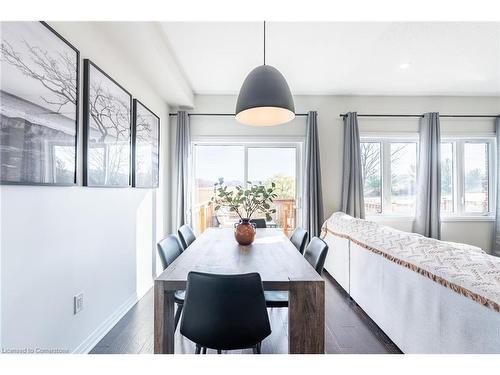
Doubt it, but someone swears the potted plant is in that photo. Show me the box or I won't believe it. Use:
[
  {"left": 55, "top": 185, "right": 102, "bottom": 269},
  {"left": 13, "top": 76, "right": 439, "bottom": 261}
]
[{"left": 210, "top": 178, "right": 277, "bottom": 245}]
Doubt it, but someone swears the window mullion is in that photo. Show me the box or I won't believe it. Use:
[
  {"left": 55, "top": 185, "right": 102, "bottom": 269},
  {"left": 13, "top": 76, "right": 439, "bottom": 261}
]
[
  {"left": 189, "top": 143, "right": 196, "bottom": 226},
  {"left": 489, "top": 139, "right": 496, "bottom": 215},
  {"left": 456, "top": 140, "right": 464, "bottom": 215},
  {"left": 244, "top": 144, "right": 248, "bottom": 187},
  {"left": 382, "top": 141, "right": 392, "bottom": 214},
  {"left": 295, "top": 144, "right": 302, "bottom": 226}
]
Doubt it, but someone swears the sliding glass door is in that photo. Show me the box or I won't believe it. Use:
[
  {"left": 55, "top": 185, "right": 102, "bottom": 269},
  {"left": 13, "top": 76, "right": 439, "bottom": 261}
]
[
  {"left": 191, "top": 141, "right": 302, "bottom": 235},
  {"left": 192, "top": 145, "right": 245, "bottom": 234},
  {"left": 247, "top": 147, "right": 297, "bottom": 232}
]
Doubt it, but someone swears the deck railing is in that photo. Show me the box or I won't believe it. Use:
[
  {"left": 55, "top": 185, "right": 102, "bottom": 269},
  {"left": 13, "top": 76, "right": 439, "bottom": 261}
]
[
  {"left": 192, "top": 198, "right": 297, "bottom": 235},
  {"left": 365, "top": 197, "right": 457, "bottom": 215}
]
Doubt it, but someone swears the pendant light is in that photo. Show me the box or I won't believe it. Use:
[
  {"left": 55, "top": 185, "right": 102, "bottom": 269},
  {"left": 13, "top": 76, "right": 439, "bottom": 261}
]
[{"left": 235, "top": 21, "right": 295, "bottom": 126}]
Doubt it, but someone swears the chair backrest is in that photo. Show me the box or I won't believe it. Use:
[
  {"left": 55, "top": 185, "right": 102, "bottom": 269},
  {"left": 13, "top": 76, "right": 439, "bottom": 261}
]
[
  {"left": 290, "top": 227, "right": 308, "bottom": 255},
  {"left": 157, "top": 235, "right": 183, "bottom": 270},
  {"left": 178, "top": 224, "right": 196, "bottom": 250},
  {"left": 180, "top": 272, "right": 271, "bottom": 351},
  {"left": 249, "top": 218, "right": 267, "bottom": 228},
  {"left": 304, "top": 237, "right": 329, "bottom": 275}
]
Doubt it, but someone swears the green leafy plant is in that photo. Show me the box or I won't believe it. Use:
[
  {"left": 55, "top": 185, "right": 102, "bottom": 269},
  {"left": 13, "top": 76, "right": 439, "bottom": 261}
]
[{"left": 210, "top": 178, "right": 277, "bottom": 221}]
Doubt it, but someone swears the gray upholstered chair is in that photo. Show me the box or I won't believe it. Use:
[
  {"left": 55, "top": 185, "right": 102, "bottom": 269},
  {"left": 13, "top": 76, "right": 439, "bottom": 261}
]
[
  {"left": 180, "top": 271, "right": 271, "bottom": 354},
  {"left": 249, "top": 218, "right": 267, "bottom": 228},
  {"left": 264, "top": 237, "right": 328, "bottom": 308},
  {"left": 178, "top": 224, "right": 196, "bottom": 250},
  {"left": 157, "top": 234, "right": 186, "bottom": 329},
  {"left": 290, "top": 227, "right": 308, "bottom": 255}
]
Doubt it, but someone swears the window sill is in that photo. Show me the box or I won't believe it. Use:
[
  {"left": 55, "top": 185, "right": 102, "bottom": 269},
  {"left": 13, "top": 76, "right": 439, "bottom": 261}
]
[
  {"left": 366, "top": 215, "right": 415, "bottom": 222},
  {"left": 441, "top": 215, "right": 495, "bottom": 222},
  {"left": 366, "top": 215, "right": 495, "bottom": 223}
]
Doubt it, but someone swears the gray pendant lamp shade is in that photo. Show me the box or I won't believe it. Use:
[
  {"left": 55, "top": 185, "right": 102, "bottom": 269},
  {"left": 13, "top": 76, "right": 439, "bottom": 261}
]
[
  {"left": 235, "top": 65, "right": 295, "bottom": 126},
  {"left": 235, "top": 22, "right": 295, "bottom": 127}
]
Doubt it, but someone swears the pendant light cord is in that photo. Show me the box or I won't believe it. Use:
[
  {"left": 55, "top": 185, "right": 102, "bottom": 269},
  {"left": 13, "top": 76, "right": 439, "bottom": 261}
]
[{"left": 263, "top": 21, "right": 266, "bottom": 65}]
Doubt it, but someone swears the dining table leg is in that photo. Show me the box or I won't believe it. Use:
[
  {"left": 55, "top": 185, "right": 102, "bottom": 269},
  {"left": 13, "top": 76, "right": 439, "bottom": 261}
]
[
  {"left": 154, "top": 281, "right": 175, "bottom": 354},
  {"left": 288, "top": 280, "right": 325, "bottom": 354}
]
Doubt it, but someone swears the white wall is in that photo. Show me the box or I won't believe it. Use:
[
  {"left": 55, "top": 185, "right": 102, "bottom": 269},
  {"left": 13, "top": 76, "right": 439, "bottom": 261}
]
[
  {"left": 0, "top": 22, "right": 171, "bottom": 353},
  {"left": 174, "top": 94, "right": 500, "bottom": 253}
]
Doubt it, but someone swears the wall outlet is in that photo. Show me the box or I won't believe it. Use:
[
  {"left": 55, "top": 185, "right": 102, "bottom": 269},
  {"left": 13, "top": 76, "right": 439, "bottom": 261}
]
[{"left": 74, "top": 293, "right": 84, "bottom": 315}]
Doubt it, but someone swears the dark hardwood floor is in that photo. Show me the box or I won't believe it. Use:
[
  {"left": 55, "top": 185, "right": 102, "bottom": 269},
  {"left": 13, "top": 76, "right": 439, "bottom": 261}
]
[{"left": 90, "top": 272, "right": 402, "bottom": 354}]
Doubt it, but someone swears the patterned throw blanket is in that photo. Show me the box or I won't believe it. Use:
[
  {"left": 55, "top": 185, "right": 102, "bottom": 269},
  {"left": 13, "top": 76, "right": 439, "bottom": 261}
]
[{"left": 322, "top": 212, "right": 500, "bottom": 312}]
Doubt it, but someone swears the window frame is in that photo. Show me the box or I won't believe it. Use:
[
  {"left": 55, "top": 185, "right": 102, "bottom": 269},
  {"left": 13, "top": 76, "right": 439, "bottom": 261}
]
[
  {"left": 361, "top": 133, "right": 497, "bottom": 221},
  {"left": 440, "top": 136, "right": 496, "bottom": 220},
  {"left": 360, "top": 134, "right": 419, "bottom": 218},
  {"left": 189, "top": 136, "right": 305, "bottom": 228},
  {"left": 439, "top": 141, "right": 456, "bottom": 215}
]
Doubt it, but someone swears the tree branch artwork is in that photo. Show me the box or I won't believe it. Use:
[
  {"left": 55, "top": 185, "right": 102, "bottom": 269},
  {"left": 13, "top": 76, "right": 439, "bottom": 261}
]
[
  {"left": 86, "top": 78, "right": 130, "bottom": 185},
  {"left": 135, "top": 113, "right": 152, "bottom": 143},
  {"left": 1, "top": 39, "right": 77, "bottom": 113},
  {"left": 88, "top": 81, "right": 130, "bottom": 143},
  {"left": 0, "top": 23, "right": 79, "bottom": 185}
]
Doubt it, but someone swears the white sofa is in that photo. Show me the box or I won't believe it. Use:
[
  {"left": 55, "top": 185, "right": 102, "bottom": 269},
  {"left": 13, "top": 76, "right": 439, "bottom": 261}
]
[{"left": 322, "top": 213, "right": 500, "bottom": 354}]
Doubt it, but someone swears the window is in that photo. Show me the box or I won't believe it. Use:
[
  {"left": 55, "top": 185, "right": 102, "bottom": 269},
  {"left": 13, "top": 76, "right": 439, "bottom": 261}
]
[
  {"left": 362, "top": 136, "right": 495, "bottom": 218},
  {"left": 191, "top": 142, "right": 302, "bottom": 235},
  {"left": 192, "top": 144, "right": 245, "bottom": 223},
  {"left": 441, "top": 139, "right": 494, "bottom": 216},
  {"left": 360, "top": 142, "right": 382, "bottom": 214},
  {"left": 361, "top": 139, "right": 417, "bottom": 216},
  {"left": 440, "top": 143, "right": 454, "bottom": 213},
  {"left": 390, "top": 143, "right": 417, "bottom": 214},
  {"left": 464, "top": 142, "right": 489, "bottom": 213},
  {"left": 248, "top": 147, "right": 297, "bottom": 231}
]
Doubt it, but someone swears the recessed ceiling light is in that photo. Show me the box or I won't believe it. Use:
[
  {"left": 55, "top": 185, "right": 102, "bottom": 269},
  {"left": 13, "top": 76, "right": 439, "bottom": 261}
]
[{"left": 399, "top": 62, "right": 412, "bottom": 70}]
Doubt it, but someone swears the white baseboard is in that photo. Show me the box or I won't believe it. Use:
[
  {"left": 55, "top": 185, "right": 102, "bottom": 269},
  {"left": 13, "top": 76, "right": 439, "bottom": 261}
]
[{"left": 72, "top": 294, "right": 138, "bottom": 354}]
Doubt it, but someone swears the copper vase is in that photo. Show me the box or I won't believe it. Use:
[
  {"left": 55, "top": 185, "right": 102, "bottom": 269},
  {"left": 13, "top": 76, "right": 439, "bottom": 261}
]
[{"left": 234, "top": 219, "right": 256, "bottom": 245}]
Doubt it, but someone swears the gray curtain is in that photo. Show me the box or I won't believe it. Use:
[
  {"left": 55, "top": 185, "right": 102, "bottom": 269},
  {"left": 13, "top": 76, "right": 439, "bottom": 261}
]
[
  {"left": 414, "top": 112, "right": 441, "bottom": 239},
  {"left": 175, "top": 111, "right": 190, "bottom": 227},
  {"left": 341, "top": 112, "right": 365, "bottom": 219},
  {"left": 494, "top": 117, "right": 500, "bottom": 255},
  {"left": 303, "top": 111, "right": 324, "bottom": 239}
]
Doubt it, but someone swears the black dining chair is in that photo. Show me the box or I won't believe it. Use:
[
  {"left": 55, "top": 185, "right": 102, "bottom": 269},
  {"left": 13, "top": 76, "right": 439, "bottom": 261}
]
[
  {"left": 264, "top": 236, "right": 329, "bottom": 308},
  {"left": 250, "top": 218, "right": 267, "bottom": 228},
  {"left": 290, "top": 227, "right": 308, "bottom": 255},
  {"left": 304, "top": 237, "right": 329, "bottom": 274},
  {"left": 178, "top": 224, "right": 196, "bottom": 250},
  {"left": 157, "top": 234, "right": 186, "bottom": 330},
  {"left": 180, "top": 271, "right": 271, "bottom": 354}
]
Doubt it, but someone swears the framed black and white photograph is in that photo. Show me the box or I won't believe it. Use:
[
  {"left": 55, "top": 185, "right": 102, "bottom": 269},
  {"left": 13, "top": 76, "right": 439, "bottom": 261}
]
[
  {"left": 83, "top": 59, "right": 132, "bottom": 187},
  {"left": 132, "top": 100, "right": 160, "bottom": 188},
  {"left": 0, "top": 21, "right": 79, "bottom": 185}
]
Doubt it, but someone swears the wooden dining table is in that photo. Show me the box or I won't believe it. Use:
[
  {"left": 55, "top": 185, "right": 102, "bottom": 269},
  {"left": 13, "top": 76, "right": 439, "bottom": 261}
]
[{"left": 154, "top": 228, "right": 325, "bottom": 354}]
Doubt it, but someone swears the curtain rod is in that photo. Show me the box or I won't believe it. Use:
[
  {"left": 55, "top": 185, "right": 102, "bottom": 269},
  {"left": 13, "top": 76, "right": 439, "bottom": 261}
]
[
  {"left": 169, "top": 113, "right": 309, "bottom": 117},
  {"left": 339, "top": 113, "right": 499, "bottom": 118}
]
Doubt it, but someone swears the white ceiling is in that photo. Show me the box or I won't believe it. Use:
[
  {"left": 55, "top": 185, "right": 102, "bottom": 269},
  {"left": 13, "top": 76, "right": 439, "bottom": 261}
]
[
  {"left": 160, "top": 22, "right": 500, "bottom": 96},
  {"left": 94, "top": 22, "right": 194, "bottom": 106}
]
